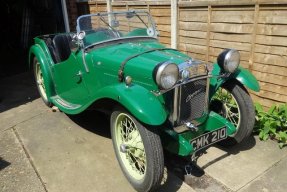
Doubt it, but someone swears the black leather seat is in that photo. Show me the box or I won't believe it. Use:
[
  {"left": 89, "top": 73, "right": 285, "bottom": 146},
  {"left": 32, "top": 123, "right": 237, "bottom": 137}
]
[
  {"left": 52, "top": 34, "right": 72, "bottom": 63},
  {"left": 45, "top": 37, "right": 57, "bottom": 63}
]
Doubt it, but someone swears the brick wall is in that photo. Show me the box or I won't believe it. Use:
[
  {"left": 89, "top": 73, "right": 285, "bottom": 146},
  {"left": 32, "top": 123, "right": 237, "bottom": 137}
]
[
  {"left": 66, "top": 0, "right": 78, "bottom": 31},
  {"left": 66, "top": 0, "right": 90, "bottom": 31}
]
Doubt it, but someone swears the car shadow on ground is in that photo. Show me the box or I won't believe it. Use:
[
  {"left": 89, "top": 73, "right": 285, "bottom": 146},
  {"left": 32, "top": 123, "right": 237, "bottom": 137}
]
[
  {"left": 165, "top": 135, "right": 257, "bottom": 190},
  {"left": 200, "top": 135, "right": 257, "bottom": 170},
  {"left": 0, "top": 71, "right": 39, "bottom": 113},
  {"left": 67, "top": 110, "right": 185, "bottom": 192},
  {"left": 68, "top": 110, "right": 257, "bottom": 191},
  {"left": 68, "top": 110, "right": 111, "bottom": 138}
]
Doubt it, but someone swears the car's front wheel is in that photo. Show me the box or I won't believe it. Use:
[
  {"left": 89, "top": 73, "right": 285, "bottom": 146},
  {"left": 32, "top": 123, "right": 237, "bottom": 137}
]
[
  {"left": 210, "top": 80, "right": 255, "bottom": 146},
  {"left": 110, "top": 108, "right": 164, "bottom": 192}
]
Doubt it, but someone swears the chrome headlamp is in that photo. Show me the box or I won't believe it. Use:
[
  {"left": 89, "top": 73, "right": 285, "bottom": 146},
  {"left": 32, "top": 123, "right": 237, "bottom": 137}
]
[
  {"left": 217, "top": 49, "right": 240, "bottom": 73},
  {"left": 154, "top": 62, "right": 179, "bottom": 90}
]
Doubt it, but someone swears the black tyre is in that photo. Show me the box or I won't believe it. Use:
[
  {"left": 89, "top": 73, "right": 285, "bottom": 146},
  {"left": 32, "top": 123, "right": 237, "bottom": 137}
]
[
  {"left": 110, "top": 107, "right": 164, "bottom": 192},
  {"left": 33, "top": 57, "right": 52, "bottom": 107},
  {"left": 210, "top": 80, "right": 255, "bottom": 146}
]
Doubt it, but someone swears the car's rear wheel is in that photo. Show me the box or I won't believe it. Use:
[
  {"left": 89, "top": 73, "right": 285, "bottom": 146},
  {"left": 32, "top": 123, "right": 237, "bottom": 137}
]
[
  {"left": 111, "top": 108, "right": 164, "bottom": 192},
  {"left": 33, "top": 57, "right": 52, "bottom": 107},
  {"left": 210, "top": 80, "right": 255, "bottom": 146}
]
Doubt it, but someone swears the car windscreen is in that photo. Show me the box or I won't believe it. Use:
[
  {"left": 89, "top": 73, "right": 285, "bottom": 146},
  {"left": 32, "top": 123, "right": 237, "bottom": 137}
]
[{"left": 76, "top": 11, "right": 157, "bottom": 48}]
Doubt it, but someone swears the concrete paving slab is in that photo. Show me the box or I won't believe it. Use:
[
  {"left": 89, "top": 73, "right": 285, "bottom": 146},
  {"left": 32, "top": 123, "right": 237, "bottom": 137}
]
[
  {"left": 196, "top": 136, "right": 287, "bottom": 191},
  {"left": 0, "top": 129, "right": 45, "bottom": 192},
  {"left": 15, "top": 110, "right": 193, "bottom": 192},
  {"left": 239, "top": 155, "right": 287, "bottom": 192},
  {"left": 0, "top": 99, "right": 48, "bottom": 133}
]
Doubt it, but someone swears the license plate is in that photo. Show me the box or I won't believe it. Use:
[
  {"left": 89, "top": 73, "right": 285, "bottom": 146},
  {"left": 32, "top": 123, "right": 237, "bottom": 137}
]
[{"left": 190, "top": 127, "right": 227, "bottom": 152}]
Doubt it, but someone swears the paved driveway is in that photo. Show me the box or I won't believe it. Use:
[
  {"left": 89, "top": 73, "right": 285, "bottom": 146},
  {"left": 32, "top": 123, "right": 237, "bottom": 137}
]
[
  {"left": 1, "top": 72, "right": 287, "bottom": 192},
  {"left": 0, "top": 73, "right": 192, "bottom": 192}
]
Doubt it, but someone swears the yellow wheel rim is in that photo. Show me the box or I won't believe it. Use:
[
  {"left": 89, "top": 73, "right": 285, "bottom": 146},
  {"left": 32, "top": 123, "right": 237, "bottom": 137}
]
[
  {"left": 35, "top": 61, "right": 48, "bottom": 101},
  {"left": 114, "top": 113, "right": 146, "bottom": 180}
]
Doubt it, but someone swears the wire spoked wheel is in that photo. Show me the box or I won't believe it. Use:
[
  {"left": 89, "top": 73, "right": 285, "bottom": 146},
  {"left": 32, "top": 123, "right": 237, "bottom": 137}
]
[
  {"left": 115, "top": 113, "right": 146, "bottom": 180},
  {"left": 210, "top": 81, "right": 255, "bottom": 146},
  {"left": 111, "top": 108, "right": 164, "bottom": 192},
  {"left": 33, "top": 57, "right": 51, "bottom": 106},
  {"left": 212, "top": 87, "right": 241, "bottom": 136}
]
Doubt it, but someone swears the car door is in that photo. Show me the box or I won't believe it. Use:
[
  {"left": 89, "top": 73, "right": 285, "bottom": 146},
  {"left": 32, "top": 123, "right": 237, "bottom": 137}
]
[{"left": 52, "top": 52, "right": 90, "bottom": 104}]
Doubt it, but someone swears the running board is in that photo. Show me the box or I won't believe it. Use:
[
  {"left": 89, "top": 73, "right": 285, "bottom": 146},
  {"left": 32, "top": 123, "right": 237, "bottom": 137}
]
[{"left": 51, "top": 95, "right": 81, "bottom": 110}]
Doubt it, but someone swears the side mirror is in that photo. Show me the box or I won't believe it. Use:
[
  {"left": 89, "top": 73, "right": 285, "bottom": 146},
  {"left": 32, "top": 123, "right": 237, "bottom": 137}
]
[
  {"left": 77, "top": 31, "right": 86, "bottom": 40},
  {"left": 70, "top": 31, "right": 86, "bottom": 52}
]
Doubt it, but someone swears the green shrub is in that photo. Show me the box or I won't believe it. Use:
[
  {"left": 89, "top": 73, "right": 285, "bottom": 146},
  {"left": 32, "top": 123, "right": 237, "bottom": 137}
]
[{"left": 254, "top": 103, "right": 287, "bottom": 148}]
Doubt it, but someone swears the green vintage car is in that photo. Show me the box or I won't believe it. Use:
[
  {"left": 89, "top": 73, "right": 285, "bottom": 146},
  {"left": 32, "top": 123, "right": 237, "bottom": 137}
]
[{"left": 29, "top": 10, "right": 260, "bottom": 192}]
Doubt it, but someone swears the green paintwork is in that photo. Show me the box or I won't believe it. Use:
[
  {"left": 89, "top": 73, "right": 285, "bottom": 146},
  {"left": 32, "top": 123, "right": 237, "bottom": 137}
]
[
  {"left": 125, "top": 28, "right": 148, "bottom": 36},
  {"left": 84, "top": 31, "right": 115, "bottom": 46},
  {"left": 29, "top": 45, "right": 55, "bottom": 102},
  {"left": 233, "top": 67, "right": 260, "bottom": 92},
  {"left": 89, "top": 83, "right": 167, "bottom": 125},
  {"left": 29, "top": 22, "right": 259, "bottom": 156},
  {"left": 210, "top": 64, "right": 260, "bottom": 99},
  {"left": 161, "top": 111, "right": 237, "bottom": 156},
  {"left": 84, "top": 29, "right": 149, "bottom": 46},
  {"left": 52, "top": 52, "right": 90, "bottom": 104},
  {"left": 29, "top": 37, "right": 181, "bottom": 124}
]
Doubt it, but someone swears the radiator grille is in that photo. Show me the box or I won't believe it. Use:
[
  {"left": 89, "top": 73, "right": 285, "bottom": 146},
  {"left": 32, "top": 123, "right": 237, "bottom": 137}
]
[{"left": 177, "top": 79, "right": 207, "bottom": 125}]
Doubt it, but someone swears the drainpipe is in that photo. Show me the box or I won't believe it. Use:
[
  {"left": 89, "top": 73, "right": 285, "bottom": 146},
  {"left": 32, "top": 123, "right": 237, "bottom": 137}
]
[
  {"left": 107, "top": 0, "right": 112, "bottom": 25},
  {"left": 171, "top": 0, "right": 178, "bottom": 49},
  {"left": 61, "top": 0, "right": 70, "bottom": 32}
]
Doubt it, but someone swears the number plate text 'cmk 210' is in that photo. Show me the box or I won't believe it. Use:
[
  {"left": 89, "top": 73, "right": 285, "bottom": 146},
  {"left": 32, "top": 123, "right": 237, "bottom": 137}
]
[{"left": 190, "top": 127, "right": 227, "bottom": 152}]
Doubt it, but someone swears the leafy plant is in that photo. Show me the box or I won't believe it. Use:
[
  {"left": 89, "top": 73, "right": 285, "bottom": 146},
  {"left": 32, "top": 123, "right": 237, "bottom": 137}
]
[{"left": 254, "top": 103, "right": 287, "bottom": 148}]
